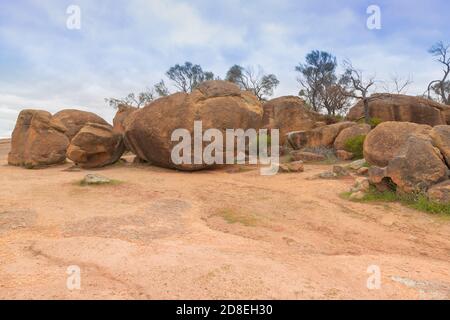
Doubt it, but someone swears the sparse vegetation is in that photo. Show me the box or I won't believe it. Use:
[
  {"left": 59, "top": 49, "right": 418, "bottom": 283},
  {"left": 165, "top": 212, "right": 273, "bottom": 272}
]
[
  {"left": 75, "top": 179, "right": 122, "bottom": 187},
  {"left": 342, "top": 186, "right": 450, "bottom": 216},
  {"left": 344, "top": 135, "right": 366, "bottom": 159},
  {"left": 216, "top": 208, "right": 258, "bottom": 227}
]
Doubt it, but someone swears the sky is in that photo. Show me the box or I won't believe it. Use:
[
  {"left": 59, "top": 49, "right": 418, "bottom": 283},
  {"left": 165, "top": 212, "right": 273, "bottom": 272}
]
[{"left": 0, "top": 0, "right": 449, "bottom": 137}]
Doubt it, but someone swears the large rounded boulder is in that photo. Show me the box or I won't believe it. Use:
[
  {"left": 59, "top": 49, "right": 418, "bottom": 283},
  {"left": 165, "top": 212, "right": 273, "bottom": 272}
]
[
  {"left": 334, "top": 123, "right": 371, "bottom": 151},
  {"left": 364, "top": 121, "right": 432, "bottom": 167},
  {"left": 347, "top": 93, "right": 448, "bottom": 126},
  {"left": 113, "top": 104, "right": 137, "bottom": 134},
  {"left": 8, "top": 110, "right": 69, "bottom": 168},
  {"left": 123, "top": 80, "right": 263, "bottom": 170},
  {"left": 386, "top": 135, "right": 448, "bottom": 194},
  {"left": 67, "top": 123, "right": 125, "bottom": 168},
  {"left": 262, "top": 96, "right": 317, "bottom": 144},
  {"left": 51, "top": 109, "right": 109, "bottom": 140}
]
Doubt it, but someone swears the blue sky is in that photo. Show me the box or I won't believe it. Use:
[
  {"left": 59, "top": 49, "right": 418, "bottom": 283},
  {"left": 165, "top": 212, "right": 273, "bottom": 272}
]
[{"left": 0, "top": 0, "right": 449, "bottom": 137}]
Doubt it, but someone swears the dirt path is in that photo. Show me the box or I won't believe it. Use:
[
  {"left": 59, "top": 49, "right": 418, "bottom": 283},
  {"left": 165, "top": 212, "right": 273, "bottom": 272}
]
[{"left": 1, "top": 139, "right": 449, "bottom": 299}]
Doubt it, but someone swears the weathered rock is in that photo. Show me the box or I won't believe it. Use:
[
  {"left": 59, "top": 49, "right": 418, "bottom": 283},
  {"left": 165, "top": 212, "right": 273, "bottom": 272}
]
[
  {"left": 336, "top": 150, "right": 354, "bottom": 161},
  {"left": 351, "top": 177, "right": 370, "bottom": 193},
  {"left": 8, "top": 110, "right": 69, "bottom": 168},
  {"left": 262, "top": 96, "right": 318, "bottom": 145},
  {"left": 113, "top": 104, "right": 138, "bottom": 134},
  {"left": 427, "top": 180, "right": 450, "bottom": 203},
  {"left": 363, "top": 121, "right": 432, "bottom": 167},
  {"left": 67, "top": 123, "right": 125, "bottom": 168},
  {"left": 429, "top": 125, "right": 450, "bottom": 165},
  {"left": 287, "top": 121, "right": 356, "bottom": 150},
  {"left": 290, "top": 150, "right": 325, "bottom": 162},
  {"left": 357, "top": 167, "right": 369, "bottom": 176},
  {"left": 124, "top": 80, "right": 263, "bottom": 171},
  {"left": 333, "top": 165, "right": 349, "bottom": 176},
  {"left": 347, "top": 159, "right": 367, "bottom": 171},
  {"left": 278, "top": 161, "right": 304, "bottom": 173},
  {"left": 386, "top": 135, "right": 448, "bottom": 194},
  {"left": 334, "top": 124, "right": 371, "bottom": 151},
  {"left": 347, "top": 93, "right": 449, "bottom": 126},
  {"left": 318, "top": 171, "right": 337, "bottom": 179},
  {"left": 368, "top": 166, "right": 388, "bottom": 185},
  {"left": 51, "top": 109, "right": 109, "bottom": 140}
]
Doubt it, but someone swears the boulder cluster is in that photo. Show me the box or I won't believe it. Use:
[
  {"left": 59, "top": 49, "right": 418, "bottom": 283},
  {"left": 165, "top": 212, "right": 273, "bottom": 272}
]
[
  {"left": 7, "top": 81, "right": 450, "bottom": 204},
  {"left": 365, "top": 122, "right": 450, "bottom": 201}
]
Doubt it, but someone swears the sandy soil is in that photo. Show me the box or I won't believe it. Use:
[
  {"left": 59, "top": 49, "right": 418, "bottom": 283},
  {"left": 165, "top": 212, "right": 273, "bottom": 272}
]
[{"left": 0, "top": 139, "right": 449, "bottom": 300}]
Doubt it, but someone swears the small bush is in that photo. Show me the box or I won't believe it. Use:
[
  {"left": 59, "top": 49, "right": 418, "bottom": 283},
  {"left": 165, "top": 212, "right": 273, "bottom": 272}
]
[
  {"left": 369, "top": 117, "right": 383, "bottom": 128},
  {"left": 357, "top": 117, "right": 383, "bottom": 128},
  {"left": 344, "top": 135, "right": 366, "bottom": 159}
]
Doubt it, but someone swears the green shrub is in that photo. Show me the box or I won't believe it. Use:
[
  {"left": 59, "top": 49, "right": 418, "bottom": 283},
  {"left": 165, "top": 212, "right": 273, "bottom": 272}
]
[
  {"left": 343, "top": 186, "right": 450, "bottom": 216},
  {"left": 357, "top": 117, "right": 383, "bottom": 128},
  {"left": 369, "top": 117, "right": 383, "bottom": 128},
  {"left": 344, "top": 135, "right": 366, "bottom": 159}
]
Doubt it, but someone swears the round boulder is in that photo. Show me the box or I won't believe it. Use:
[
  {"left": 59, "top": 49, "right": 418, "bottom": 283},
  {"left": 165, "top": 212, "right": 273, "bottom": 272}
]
[
  {"left": 262, "top": 96, "right": 318, "bottom": 145},
  {"left": 52, "top": 109, "right": 109, "bottom": 140},
  {"left": 386, "top": 135, "right": 448, "bottom": 194},
  {"left": 363, "top": 121, "right": 432, "bottom": 167},
  {"left": 124, "top": 80, "right": 263, "bottom": 171},
  {"left": 334, "top": 123, "right": 371, "bottom": 151},
  {"left": 8, "top": 110, "right": 69, "bottom": 168},
  {"left": 67, "top": 123, "right": 125, "bottom": 168}
]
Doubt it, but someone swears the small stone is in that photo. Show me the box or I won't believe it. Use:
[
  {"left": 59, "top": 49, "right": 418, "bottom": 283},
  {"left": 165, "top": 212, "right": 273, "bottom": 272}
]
[
  {"left": 318, "top": 171, "right": 337, "bottom": 179},
  {"left": 336, "top": 150, "right": 354, "bottom": 161},
  {"left": 81, "top": 174, "right": 111, "bottom": 185},
  {"left": 333, "top": 165, "right": 349, "bottom": 176},
  {"left": 347, "top": 159, "right": 366, "bottom": 170}
]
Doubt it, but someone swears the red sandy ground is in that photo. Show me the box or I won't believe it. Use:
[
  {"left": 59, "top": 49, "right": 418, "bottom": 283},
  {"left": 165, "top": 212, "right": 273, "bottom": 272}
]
[{"left": 0, "top": 138, "right": 449, "bottom": 299}]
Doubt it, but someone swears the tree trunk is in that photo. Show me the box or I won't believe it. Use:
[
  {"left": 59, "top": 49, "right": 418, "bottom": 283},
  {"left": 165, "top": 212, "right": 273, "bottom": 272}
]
[{"left": 363, "top": 97, "right": 371, "bottom": 124}]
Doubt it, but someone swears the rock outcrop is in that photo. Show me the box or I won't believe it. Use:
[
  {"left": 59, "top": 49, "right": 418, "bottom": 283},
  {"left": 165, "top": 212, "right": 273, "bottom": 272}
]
[
  {"left": 287, "top": 122, "right": 356, "bottom": 150},
  {"left": 347, "top": 93, "right": 449, "bottom": 126},
  {"left": 52, "top": 109, "right": 109, "bottom": 140},
  {"left": 365, "top": 124, "right": 450, "bottom": 194},
  {"left": 67, "top": 123, "right": 125, "bottom": 168},
  {"left": 8, "top": 110, "right": 69, "bottom": 168},
  {"left": 123, "top": 80, "right": 263, "bottom": 171}
]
